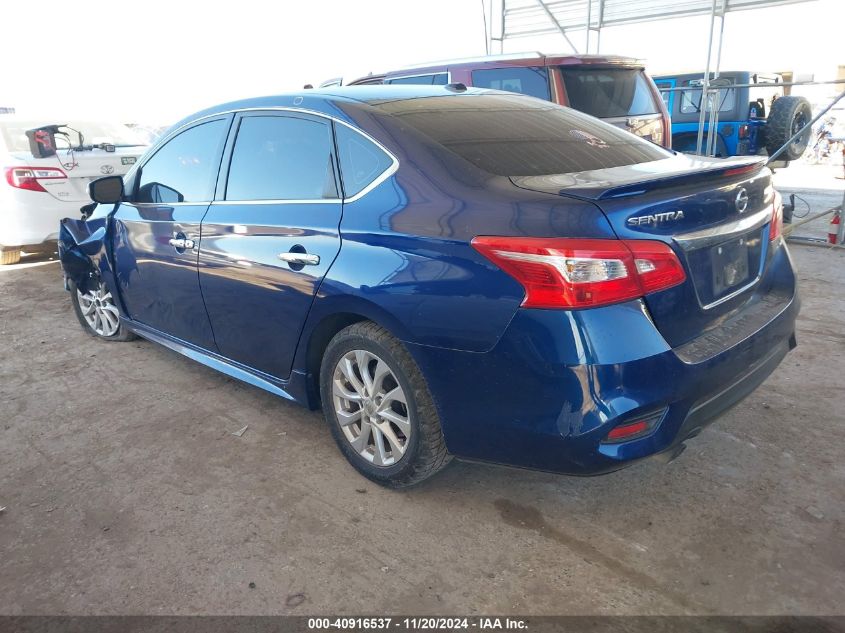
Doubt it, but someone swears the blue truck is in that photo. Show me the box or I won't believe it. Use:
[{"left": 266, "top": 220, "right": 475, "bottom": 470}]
[{"left": 654, "top": 71, "right": 812, "bottom": 161}]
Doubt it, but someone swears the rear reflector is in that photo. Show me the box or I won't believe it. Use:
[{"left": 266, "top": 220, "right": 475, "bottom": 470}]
[
  {"left": 4, "top": 166, "right": 67, "bottom": 192},
  {"left": 605, "top": 420, "right": 649, "bottom": 442},
  {"left": 602, "top": 409, "right": 666, "bottom": 443},
  {"left": 471, "top": 237, "right": 686, "bottom": 309}
]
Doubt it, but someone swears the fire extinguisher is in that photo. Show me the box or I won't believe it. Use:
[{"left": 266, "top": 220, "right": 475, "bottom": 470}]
[{"left": 829, "top": 210, "right": 842, "bottom": 244}]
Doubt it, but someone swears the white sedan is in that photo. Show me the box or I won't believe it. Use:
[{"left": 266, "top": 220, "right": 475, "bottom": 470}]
[{"left": 0, "top": 118, "right": 148, "bottom": 264}]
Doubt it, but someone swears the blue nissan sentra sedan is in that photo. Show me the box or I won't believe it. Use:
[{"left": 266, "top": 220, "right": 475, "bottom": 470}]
[{"left": 59, "top": 85, "right": 798, "bottom": 487}]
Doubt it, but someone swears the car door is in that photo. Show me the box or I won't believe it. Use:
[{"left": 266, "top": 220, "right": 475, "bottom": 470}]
[
  {"left": 111, "top": 115, "right": 231, "bottom": 350},
  {"left": 197, "top": 111, "right": 342, "bottom": 380}
]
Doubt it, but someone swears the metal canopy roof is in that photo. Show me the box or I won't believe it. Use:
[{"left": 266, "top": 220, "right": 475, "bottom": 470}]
[
  {"left": 489, "top": 0, "right": 820, "bottom": 157},
  {"left": 500, "top": 0, "right": 814, "bottom": 43}
]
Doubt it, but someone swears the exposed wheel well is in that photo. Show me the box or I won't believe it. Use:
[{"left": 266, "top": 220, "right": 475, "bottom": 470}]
[{"left": 305, "top": 313, "right": 369, "bottom": 407}]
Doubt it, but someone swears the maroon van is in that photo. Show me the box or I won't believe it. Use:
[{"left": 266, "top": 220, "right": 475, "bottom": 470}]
[{"left": 342, "top": 53, "right": 671, "bottom": 148}]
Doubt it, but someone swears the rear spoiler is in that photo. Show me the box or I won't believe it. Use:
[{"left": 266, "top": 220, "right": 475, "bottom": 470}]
[{"left": 510, "top": 156, "right": 767, "bottom": 201}]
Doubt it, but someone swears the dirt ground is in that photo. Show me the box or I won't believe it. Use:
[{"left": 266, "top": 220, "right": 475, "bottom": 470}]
[
  {"left": 773, "top": 162, "right": 844, "bottom": 242},
  {"left": 1, "top": 240, "right": 843, "bottom": 616}
]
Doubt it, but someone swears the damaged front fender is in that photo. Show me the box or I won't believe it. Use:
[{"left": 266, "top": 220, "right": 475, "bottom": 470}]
[{"left": 58, "top": 217, "right": 110, "bottom": 295}]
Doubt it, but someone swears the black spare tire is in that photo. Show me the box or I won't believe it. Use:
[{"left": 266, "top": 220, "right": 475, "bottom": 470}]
[{"left": 765, "top": 95, "right": 812, "bottom": 160}]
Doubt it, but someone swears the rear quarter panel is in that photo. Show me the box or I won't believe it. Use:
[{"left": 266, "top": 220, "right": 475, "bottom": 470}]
[{"left": 299, "top": 104, "right": 617, "bottom": 355}]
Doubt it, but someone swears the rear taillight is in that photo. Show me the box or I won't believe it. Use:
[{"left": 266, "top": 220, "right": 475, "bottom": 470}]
[
  {"left": 738, "top": 124, "right": 750, "bottom": 139},
  {"left": 625, "top": 240, "right": 688, "bottom": 295},
  {"left": 471, "top": 237, "right": 686, "bottom": 309},
  {"left": 4, "top": 166, "right": 66, "bottom": 192},
  {"left": 770, "top": 191, "right": 783, "bottom": 241}
]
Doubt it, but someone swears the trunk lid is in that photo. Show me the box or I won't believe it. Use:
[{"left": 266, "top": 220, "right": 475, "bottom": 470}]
[
  {"left": 512, "top": 155, "right": 775, "bottom": 348},
  {"left": 9, "top": 147, "right": 143, "bottom": 202}
]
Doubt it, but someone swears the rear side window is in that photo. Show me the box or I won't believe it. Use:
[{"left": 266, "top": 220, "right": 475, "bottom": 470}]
[
  {"left": 374, "top": 94, "right": 670, "bottom": 176},
  {"left": 225, "top": 116, "right": 337, "bottom": 201},
  {"left": 680, "top": 85, "right": 736, "bottom": 114},
  {"left": 560, "top": 68, "right": 659, "bottom": 118},
  {"left": 334, "top": 124, "right": 395, "bottom": 198},
  {"left": 471, "top": 67, "right": 550, "bottom": 100},
  {"left": 136, "top": 119, "right": 227, "bottom": 203},
  {"left": 386, "top": 74, "right": 448, "bottom": 85}
]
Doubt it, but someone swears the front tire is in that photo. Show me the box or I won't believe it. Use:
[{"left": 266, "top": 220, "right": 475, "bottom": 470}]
[
  {"left": 70, "top": 278, "right": 136, "bottom": 342},
  {"left": 320, "top": 322, "right": 451, "bottom": 488}
]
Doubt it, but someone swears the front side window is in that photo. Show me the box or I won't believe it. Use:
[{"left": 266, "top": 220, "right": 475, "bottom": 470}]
[
  {"left": 471, "top": 67, "right": 550, "bottom": 101},
  {"left": 135, "top": 119, "right": 227, "bottom": 203},
  {"left": 225, "top": 116, "right": 337, "bottom": 201},
  {"left": 560, "top": 68, "right": 660, "bottom": 118},
  {"left": 334, "top": 124, "right": 395, "bottom": 198}
]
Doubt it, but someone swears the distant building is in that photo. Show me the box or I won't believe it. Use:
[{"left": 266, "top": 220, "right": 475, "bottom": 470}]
[{"left": 0, "top": 107, "right": 15, "bottom": 114}]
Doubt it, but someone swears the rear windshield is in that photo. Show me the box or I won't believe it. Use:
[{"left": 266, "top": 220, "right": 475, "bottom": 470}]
[
  {"left": 560, "top": 68, "right": 660, "bottom": 118},
  {"left": 0, "top": 120, "right": 145, "bottom": 153},
  {"left": 372, "top": 93, "right": 670, "bottom": 176}
]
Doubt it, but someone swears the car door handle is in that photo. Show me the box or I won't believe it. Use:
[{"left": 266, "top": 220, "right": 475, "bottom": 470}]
[
  {"left": 277, "top": 252, "right": 320, "bottom": 266},
  {"left": 168, "top": 238, "right": 195, "bottom": 249}
]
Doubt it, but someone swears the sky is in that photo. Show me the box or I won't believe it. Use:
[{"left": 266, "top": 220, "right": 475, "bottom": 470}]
[{"left": 1, "top": 0, "right": 842, "bottom": 125}]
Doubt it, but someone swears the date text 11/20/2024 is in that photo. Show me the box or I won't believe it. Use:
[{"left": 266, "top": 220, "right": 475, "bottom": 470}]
[{"left": 307, "top": 617, "right": 528, "bottom": 630}]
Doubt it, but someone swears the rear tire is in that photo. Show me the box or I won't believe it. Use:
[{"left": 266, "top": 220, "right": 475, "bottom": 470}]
[
  {"left": 70, "top": 278, "right": 136, "bottom": 342},
  {"left": 0, "top": 248, "right": 21, "bottom": 265},
  {"left": 765, "top": 95, "right": 813, "bottom": 161},
  {"left": 320, "top": 322, "right": 451, "bottom": 488}
]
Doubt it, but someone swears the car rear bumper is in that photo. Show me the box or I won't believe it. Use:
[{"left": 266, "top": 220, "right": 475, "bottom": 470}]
[
  {"left": 0, "top": 188, "right": 82, "bottom": 248},
  {"left": 408, "top": 249, "right": 799, "bottom": 475}
]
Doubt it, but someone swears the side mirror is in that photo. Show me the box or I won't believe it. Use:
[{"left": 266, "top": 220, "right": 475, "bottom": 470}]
[{"left": 89, "top": 175, "right": 124, "bottom": 204}]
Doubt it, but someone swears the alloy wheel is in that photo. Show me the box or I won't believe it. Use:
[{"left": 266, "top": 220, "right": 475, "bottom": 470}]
[
  {"left": 791, "top": 110, "right": 810, "bottom": 155},
  {"left": 77, "top": 281, "right": 121, "bottom": 337},
  {"left": 331, "top": 349, "right": 411, "bottom": 467}
]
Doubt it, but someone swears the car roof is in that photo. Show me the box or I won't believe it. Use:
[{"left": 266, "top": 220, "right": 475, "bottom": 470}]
[
  {"left": 344, "top": 53, "right": 643, "bottom": 85},
  {"left": 170, "top": 85, "right": 501, "bottom": 129}
]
